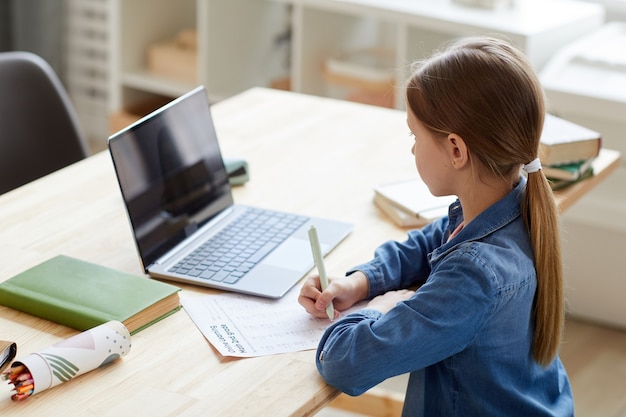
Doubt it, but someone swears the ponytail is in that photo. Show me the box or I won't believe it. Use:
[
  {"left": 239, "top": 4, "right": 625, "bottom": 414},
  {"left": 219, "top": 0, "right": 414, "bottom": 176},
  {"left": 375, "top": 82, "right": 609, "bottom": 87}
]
[{"left": 522, "top": 167, "right": 564, "bottom": 367}]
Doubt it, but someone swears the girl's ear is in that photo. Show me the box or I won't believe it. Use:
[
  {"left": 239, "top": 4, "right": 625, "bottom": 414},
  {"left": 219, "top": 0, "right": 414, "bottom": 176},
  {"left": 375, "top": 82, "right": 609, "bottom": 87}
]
[{"left": 446, "top": 133, "right": 469, "bottom": 169}]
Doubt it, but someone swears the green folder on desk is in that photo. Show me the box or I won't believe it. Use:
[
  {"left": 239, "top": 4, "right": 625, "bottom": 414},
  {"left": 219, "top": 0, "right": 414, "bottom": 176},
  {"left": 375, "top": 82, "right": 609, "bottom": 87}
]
[{"left": 0, "top": 255, "right": 181, "bottom": 335}]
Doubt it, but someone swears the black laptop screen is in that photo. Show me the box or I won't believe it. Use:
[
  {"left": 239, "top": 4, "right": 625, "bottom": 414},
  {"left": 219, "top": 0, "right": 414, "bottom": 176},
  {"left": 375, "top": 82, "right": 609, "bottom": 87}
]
[{"left": 108, "top": 87, "right": 233, "bottom": 270}]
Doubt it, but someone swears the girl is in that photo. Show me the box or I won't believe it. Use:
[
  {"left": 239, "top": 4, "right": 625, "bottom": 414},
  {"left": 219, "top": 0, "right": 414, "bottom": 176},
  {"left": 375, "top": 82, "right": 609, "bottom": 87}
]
[{"left": 298, "top": 36, "right": 573, "bottom": 416}]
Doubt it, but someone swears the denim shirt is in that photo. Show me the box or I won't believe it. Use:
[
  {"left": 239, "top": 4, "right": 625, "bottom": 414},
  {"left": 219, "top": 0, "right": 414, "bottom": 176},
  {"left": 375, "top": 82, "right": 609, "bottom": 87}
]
[{"left": 316, "top": 177, "right": 573, "bottom": 416}]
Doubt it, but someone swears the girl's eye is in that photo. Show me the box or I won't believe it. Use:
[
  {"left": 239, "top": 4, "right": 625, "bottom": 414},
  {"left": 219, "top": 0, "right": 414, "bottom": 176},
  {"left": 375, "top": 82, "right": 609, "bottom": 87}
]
[{"left": 408, "top": 131, "right": 415, "bottom": 138}]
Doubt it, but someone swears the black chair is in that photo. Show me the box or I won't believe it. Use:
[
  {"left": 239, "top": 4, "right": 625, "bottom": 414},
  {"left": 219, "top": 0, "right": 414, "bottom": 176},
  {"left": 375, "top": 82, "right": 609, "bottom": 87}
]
[{"left": 0, "top": 51, "right": 88, "bottom": 195}]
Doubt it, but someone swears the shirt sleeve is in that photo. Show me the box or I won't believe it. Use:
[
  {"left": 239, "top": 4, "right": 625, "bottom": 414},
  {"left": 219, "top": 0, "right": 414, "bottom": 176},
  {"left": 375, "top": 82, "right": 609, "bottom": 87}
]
[
  {"left": 347, "top": 217, "right": 449, "bottom": 298},
  {"left": 317, "top": 243, "right": 498, "bottom": 396}
]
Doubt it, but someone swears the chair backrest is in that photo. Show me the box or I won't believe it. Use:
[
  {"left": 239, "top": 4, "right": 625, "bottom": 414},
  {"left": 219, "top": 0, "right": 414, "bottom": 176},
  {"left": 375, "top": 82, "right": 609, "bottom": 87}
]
[{"left": 0, "top": 51, "right": 88, "bottom": 195}]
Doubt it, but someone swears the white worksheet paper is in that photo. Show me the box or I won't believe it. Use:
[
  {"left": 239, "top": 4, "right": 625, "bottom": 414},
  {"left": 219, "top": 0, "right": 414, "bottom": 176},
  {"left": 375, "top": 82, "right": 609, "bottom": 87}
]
[{"left": 181, "top": 288, "right": 357, "bottom": 357}]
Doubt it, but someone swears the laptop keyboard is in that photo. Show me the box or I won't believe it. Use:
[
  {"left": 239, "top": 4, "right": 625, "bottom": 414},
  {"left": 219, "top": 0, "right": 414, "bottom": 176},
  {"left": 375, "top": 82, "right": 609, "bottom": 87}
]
[{"left": 169, "top": 208, "right": 308, "bottom": 284}]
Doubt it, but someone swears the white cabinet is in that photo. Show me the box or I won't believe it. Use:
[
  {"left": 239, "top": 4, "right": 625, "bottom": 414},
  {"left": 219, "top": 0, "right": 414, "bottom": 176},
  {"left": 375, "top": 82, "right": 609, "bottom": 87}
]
[
  {"left": 66, "top": 0, "right": 110, "bottom": 153},
  {"left": 107, "top": 0, "right": 605, "bottom": 117}
]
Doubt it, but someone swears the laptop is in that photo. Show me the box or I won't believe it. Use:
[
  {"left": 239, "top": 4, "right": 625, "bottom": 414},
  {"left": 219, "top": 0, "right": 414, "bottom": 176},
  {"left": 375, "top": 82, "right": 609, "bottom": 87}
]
[{"left": 108, "top": 86, "right": 352, "bottom": 298}]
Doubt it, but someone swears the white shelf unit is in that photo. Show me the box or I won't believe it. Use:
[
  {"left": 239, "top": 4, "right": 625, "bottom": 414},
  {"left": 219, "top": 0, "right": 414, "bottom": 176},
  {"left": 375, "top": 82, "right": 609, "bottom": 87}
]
[
  {"left": 107, "top": 0, "right": 605, "bottom": 118},
  {"left": 108, "top": 0, "right": 290, "bottom": 113},
  {"left": 290, "top": 0, "right": 606, "bottom": 108}
]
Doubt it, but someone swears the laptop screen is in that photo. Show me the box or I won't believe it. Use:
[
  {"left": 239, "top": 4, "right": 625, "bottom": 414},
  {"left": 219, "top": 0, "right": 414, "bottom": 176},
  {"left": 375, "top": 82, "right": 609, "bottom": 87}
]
[{"left": 108, "top": 87, "right": 232, "bottom": 270}]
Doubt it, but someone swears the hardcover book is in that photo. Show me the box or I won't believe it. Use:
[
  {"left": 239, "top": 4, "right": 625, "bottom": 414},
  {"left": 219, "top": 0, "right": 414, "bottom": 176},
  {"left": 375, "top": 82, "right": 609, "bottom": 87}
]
[
  {"left": 548, "top": 166, "right": 594, "bottom": 191},
  {"left": 540, "top": 114, "right": 601, "bottom": 166},
  {"left": 374, "top": 179, "right": 456, "bottom": 227},
  {"left": 543, "top": 158, "right": 594, "bottom": 181},
  {"left": 374, "top": 194, "right": 449, "bottom": 227},
  {"left": 0, "top": 255, "right": 181, "bottom": 334}
]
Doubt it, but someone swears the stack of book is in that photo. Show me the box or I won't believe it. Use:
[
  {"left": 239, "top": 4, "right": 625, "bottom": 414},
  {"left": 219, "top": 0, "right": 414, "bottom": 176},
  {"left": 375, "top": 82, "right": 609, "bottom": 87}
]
[
  {"left": 540, "top": 114, "right": 602, "bottom": 190},
  {"left": 373, "top": 178, "right": 457, "bottom": 227},
  {"left": 374, "top": 115, "right": 602, "bottom": 226}
]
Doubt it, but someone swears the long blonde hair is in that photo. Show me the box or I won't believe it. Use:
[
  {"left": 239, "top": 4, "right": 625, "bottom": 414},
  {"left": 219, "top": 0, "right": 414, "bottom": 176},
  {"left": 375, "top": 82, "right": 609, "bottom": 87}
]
[{"left": 406, "top": 36, "right": 563, "bottom": 367}]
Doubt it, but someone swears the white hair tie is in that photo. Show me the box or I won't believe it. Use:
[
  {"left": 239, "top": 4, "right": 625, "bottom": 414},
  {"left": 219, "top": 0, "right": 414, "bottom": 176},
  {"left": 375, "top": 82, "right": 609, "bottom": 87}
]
[{"left": 523, "top": 158, "right": 542, "bottom": 174}]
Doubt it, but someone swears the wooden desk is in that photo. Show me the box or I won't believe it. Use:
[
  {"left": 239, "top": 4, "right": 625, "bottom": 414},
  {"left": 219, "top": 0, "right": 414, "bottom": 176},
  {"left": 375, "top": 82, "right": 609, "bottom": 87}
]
[{"left": 0, "top": 88, "right": 620, "bottom": 416}]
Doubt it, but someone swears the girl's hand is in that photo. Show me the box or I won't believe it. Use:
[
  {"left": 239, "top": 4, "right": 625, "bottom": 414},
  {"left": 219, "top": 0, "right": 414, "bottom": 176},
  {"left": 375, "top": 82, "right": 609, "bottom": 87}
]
[
  {"left": 366, "top": 289, "right": 415, "bottom": 314},
  {"left": 298, "top": 271, "right": 369, "bottom": 319}
]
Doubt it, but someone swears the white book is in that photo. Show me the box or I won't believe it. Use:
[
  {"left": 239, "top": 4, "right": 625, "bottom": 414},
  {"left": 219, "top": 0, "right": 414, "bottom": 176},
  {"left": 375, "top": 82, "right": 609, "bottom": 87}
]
[{"left": 373, "top": 179, "right": 457, "bottom": 227}]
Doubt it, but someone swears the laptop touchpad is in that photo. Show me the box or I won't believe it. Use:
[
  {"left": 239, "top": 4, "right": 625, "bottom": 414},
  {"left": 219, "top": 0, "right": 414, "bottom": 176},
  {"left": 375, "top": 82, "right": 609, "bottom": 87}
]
[{"left": 261, "top": 238, "right": 314, "bottom": 271}]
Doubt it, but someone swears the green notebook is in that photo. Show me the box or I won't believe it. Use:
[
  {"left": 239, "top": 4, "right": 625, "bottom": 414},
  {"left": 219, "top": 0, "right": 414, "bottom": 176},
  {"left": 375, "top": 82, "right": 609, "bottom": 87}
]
[{"left": 0, "top": 255, "right": 181, "bottom": 335}]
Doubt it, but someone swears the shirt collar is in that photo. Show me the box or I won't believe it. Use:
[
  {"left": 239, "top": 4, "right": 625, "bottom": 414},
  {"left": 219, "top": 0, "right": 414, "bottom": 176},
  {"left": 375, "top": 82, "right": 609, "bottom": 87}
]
[{"left": 441, "top": 175, "right": 526, "bottom": 247}]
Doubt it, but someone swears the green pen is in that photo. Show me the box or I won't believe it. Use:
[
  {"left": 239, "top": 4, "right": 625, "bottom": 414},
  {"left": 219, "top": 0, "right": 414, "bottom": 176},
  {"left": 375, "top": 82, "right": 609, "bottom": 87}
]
[{"left": 308, "top": 225, "right": 335, "bottom": 320}]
